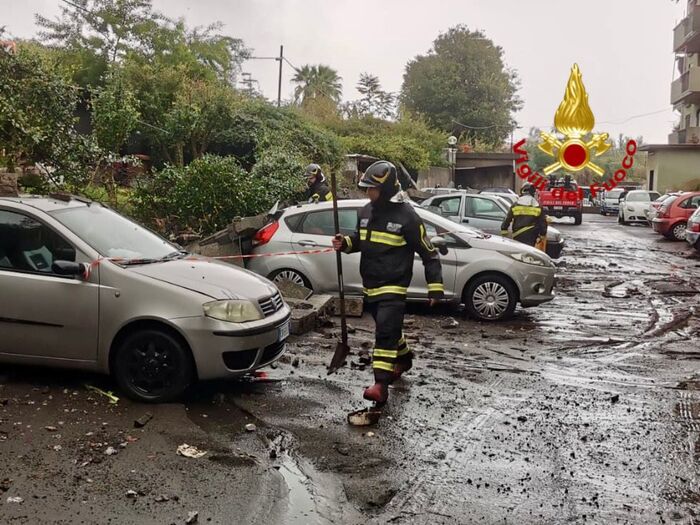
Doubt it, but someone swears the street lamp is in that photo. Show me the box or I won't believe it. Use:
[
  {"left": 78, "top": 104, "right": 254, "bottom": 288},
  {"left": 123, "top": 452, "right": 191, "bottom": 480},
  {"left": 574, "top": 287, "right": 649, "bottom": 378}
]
[{"left": 447, "top": 136, "right": 458, "bottom": 186}]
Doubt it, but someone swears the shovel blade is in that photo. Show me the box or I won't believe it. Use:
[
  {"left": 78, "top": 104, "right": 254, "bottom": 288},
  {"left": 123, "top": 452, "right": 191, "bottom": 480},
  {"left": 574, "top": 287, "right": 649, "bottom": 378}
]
[
  {"left": 347, "top": 408, "right": 382, "bottom": 426},
  {"left": 327, "top": 341, "right": 350, "bottom": 375}
]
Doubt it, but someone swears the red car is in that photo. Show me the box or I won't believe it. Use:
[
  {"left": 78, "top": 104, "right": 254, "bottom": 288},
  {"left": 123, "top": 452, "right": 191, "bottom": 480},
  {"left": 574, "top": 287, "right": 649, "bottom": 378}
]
[{"left": 651, "top": 191, "right": 700, "bottom": 241}]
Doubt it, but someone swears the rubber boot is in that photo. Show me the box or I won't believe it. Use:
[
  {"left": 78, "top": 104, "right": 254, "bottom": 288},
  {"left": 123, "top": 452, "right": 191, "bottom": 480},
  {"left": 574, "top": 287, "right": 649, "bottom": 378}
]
[
  {"left": 393, "top": 353, "right": 414, "bottom": 381},
  {"left": 363, "top": 370, "right": 392, "bottom": 407}
]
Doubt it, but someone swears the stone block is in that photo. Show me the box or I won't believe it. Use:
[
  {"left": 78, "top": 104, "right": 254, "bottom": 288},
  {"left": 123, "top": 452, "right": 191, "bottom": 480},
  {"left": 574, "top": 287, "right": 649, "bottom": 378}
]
[
  {"left": 330, "top": 296, "right": 364, "bottom": 317},
  {"left": 276, "top": 279, "right": 313, "bottom": 300}
]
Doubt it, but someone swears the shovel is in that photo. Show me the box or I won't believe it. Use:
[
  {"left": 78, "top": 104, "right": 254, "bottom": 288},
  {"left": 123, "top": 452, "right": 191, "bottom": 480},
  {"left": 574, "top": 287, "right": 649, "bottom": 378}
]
[{"left": 327, "top": 170, "right": 351, "bottom": 375}]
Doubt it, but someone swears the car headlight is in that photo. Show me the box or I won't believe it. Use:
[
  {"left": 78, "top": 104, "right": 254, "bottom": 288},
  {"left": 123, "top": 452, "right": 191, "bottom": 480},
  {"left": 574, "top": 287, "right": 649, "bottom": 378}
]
[
  {"left": 503, "top": 251, "right": 548, "bottom": 267},
  {"left": 203, "top": 300, "right": 263, "bottom": 323},
  {"left": 627, "top": 206, "right": 634, "bottom": 212}
]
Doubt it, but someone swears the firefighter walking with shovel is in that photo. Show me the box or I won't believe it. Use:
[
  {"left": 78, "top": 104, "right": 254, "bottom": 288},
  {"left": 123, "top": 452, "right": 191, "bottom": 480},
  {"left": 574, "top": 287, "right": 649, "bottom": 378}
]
[{"left": 330, "top": 161, "right": 444, "bottom": 407}]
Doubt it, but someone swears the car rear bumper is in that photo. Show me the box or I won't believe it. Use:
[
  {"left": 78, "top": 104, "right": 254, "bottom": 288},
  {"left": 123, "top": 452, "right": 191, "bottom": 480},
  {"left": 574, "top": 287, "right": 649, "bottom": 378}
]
[
  {"left": 651, "top": 218, "right": 671, "bottom": 234},
  {"left": 543, "top": 206, "right": 580, "bottom": 217},
  {"left": 686, "top": 230, "right": 700, "bottom": 248},
  {"left": 171, "top": 306, "right": 291, "bottom": 380}
]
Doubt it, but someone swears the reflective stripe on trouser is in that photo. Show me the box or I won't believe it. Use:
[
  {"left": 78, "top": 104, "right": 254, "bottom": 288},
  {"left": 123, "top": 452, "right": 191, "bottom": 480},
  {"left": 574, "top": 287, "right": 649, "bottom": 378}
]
[{"left": 367, "top": 299, "right": 406, "bottom": 376}]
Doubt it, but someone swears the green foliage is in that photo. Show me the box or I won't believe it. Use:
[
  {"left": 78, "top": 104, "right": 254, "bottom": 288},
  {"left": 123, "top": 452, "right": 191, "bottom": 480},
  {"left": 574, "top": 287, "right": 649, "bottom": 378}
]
[
  {"left": 292, "top": 64, "right": 343, "bottom": 105},
  {"left": 0, "top": 42, "right": 100, "bottom": 186},
  {"left": 328, "top": 116, "right": 446, "bottom": 171},
  {"left": 401, "top": 26, "right": 521, "bottom": 147},
  {"left": 91, "top": 73, "right": 139, "bottom": 153},
  {"left": 131, "top": 153, "right": 306, "bottom": 236},
  {"left": 347, "top": 73, "right": 395, "bottom": 120}
]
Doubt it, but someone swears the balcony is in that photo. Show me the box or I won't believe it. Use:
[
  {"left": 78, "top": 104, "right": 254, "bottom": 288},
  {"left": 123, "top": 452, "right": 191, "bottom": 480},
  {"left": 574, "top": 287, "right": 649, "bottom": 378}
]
[
  {"left": 671, "top": 68, "right": 700, "bottom": 105},
  {"left": 674, "top": 5, "right": 700, "bottom": 53},
  {"left": 669, "top": 127, "right": 700, "bottom": 144}
]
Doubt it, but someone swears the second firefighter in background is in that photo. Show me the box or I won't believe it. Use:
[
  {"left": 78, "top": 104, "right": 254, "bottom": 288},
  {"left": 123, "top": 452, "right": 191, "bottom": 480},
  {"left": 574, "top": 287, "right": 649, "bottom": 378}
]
[
  {"left": 500, "top": 182, "right": 548, "bottom": 247},
  {"left": 332, "top": 161, "right": 444, "bottom": 406}
]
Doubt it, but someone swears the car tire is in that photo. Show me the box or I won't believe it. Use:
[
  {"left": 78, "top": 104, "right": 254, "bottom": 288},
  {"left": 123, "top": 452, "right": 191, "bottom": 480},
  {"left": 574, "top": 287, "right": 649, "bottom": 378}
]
[
  {"left": 112, "top": 328, "right": 194, "bottom": 403},
  {"left": 463, "top": 274, "right": 517, "bottom": 322},
  {"left": 269, "top": 268, "right": 312, "bottom": 289},
  {"left": 672, "top": 222, "right": 688, "bottom": 241},
  {"left": 573, "top": 213, "right": 582, "bottom": 225}
]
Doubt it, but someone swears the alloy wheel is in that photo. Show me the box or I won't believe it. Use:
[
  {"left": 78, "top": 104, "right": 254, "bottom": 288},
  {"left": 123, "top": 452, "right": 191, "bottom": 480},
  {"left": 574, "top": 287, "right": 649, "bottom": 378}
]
[{"left": 472, "top": 282, "right": 510, "bottom": 320}]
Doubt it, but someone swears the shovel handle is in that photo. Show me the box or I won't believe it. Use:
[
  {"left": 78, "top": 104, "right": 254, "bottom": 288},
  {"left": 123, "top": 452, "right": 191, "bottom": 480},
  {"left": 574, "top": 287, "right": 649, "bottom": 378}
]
[{"left": 330, "top": 171, "right": 349, "bottom": 345}]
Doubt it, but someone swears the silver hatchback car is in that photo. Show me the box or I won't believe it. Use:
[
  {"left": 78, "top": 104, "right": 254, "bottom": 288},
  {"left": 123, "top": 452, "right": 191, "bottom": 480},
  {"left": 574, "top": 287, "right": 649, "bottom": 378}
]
[
  {"left": 248, "top": 200, "right": 556, "bottom": 321},
  {"left": 0, "top": 195, "right": 290, "bottom": 402}
]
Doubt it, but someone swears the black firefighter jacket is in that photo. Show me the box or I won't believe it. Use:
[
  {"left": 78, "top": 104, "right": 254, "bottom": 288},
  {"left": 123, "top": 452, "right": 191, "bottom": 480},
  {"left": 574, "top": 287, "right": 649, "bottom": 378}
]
[
  {"left": 500, "top": 195, "right": 548, "bottom": 246},
  {"left": 341, "top": 201, "right": 444, "bottom": 303},
  {"left": 304, "top": 179, "right": 333, "bottom": 203}
]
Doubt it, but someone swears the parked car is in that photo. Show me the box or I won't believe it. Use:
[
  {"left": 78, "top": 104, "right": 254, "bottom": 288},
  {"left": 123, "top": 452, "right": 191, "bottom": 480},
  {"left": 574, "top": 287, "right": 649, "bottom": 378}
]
[
  {"left": 647, "top": 193, "right": 681, "bottom": 221},
  {"left": 618, "top": 190, "right": 660, "bottom": 225},
  {"left": 0, "top": 195, "right": 290, "bottom": 402},
  {"left": 651, "top": 191, "right": 700, "bottom": 241},
  {"left": 247, "top": 200, "right": 556, "bottom": 321},
  {"left": 421, "top": 192, "right": 565, "bottom": 259},
  {"left": 480, "top": 188, "right": 518, "bottom": 205},
  {"left": 600, "top": 188, "right": 626, "bottom": 216},
  {"left": 686, "top": 207, "right": 700, "bottom": 251}
]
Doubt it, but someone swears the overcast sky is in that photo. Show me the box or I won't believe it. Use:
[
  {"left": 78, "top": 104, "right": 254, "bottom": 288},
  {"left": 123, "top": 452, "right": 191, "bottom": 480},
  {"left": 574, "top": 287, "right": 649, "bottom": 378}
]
[{"left": 2, "top": 0, "right": 689, "bottom": 144}]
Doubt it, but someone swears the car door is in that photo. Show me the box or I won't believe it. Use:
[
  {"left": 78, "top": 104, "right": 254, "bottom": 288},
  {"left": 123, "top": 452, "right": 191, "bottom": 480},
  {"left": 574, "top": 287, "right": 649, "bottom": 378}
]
[
  {"left": 289, "top": 208, "right": 364, "bottom": 294},
  {"left": 424, "top": 195, "right": 463, "bottom": 224},
  {"left": 406, "top": 219, "right": 458, "bottom": 300},
  {"left": 679, "top": 194, "right": 700, "bottom": 220},
  {"left": 465, "top": 196, "right": 507, "bottom": 234},
  {"left": 0, "top": 208, "right": 99, "bottom": 361}
]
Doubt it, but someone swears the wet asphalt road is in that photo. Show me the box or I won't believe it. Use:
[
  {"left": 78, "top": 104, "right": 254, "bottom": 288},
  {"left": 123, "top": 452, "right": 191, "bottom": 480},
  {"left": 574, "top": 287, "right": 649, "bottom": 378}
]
[{"left": 1, "top": 213, "right": 700, "bottom": 524}]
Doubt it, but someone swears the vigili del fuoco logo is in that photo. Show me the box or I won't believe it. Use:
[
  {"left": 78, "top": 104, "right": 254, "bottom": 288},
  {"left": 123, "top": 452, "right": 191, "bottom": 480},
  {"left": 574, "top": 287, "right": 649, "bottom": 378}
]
[{"left": 512, "top": 64, "right": 638, "bottom": 200}]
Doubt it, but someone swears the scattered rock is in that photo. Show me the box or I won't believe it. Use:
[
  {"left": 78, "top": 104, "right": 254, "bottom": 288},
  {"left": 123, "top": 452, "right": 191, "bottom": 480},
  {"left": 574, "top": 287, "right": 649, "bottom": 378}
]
[
  {"left": 516, "top": 416, "right": 527, "bottom": 423},
  {"left": 334, "top": 445, "right": 350, "bottom": 456},
  {"left": 610, "top": 394, "right": 620, "bottom": 404},
  {"left": 104, "top": 446, "right": 118, "bottom": 456},
  {"left": 45, "top": 426, "right": 58, "bottom": 432},
  {"left": 6, "top": 496, "right": 23, "bottom": 504},
  {"left": 155, "top": 495, "right": 170, "bottom": 503},
  {"left": 292, "top": 357, "right": 300, "bottom": 368},
  {"left": 134, "top": 412, "right": 154, "bottom": 428},
  {"left": 0, "top": 479, "right": 12, "bottom": 492},
  {"left": 366, "top": 432, "right": 376, "bottom": 438},
  {"left": 186, "top": 511, "right": 199, "bottom": 524},
  {"left": 126, "top": 490, "right": 138, "bottom": 498},
  {"left": 245, "top": 423, "right": 257, "bottom": 433},
  {"left": 177, "top": 444, "right": 207, "bottom": 459},
  {"left": 441, "top": 318, "right": 459, "bottom": 329}
]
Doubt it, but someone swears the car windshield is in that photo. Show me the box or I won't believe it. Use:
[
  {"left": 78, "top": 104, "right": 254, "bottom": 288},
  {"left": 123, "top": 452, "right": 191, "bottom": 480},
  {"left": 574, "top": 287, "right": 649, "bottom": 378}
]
[
  {"left": 50, "top": 205, "right": 179, "bottom": 262},
  {"left": 626, "top": 192, "right": 650, "bottom": 202}
]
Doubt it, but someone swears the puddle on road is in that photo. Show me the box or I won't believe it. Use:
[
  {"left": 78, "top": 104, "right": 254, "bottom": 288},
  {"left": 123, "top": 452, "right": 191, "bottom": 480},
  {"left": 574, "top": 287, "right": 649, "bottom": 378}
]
[{"left": 276, "top": 452, "right": 333, "bottom": 525}]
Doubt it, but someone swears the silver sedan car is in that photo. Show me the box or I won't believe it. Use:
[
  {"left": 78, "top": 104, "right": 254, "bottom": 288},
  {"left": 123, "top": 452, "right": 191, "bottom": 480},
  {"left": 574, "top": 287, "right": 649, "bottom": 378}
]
[
  {"left": 248, "top": 200, "right": 556, "bottom": 321},
  {"left": 0, "top": 195, "right": 290, "bottom": 402}
]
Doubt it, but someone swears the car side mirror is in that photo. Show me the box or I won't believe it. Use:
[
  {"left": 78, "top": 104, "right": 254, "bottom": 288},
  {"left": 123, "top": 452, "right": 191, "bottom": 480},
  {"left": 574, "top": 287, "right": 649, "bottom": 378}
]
[
  {"left": 52, "top": 260, "right": 86, "bottom": 277},
  {"left": 431, "top": 236, "right": 449, "bottom": 256}
]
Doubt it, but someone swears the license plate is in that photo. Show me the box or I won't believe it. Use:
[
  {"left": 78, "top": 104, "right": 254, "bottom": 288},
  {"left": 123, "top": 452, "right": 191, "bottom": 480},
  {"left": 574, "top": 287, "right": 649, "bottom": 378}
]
[
  {"left": 553, "top": 206, "right": 563, "bottom": 210},
  {"left": 278, "top": 321, "right": 290, "bottom": 341}
]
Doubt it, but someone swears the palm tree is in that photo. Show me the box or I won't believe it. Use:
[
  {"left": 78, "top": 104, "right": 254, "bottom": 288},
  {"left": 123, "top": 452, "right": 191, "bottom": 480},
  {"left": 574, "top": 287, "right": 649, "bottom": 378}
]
[{"left": 292, "top": 64, "right": 342, "bottom": 106}]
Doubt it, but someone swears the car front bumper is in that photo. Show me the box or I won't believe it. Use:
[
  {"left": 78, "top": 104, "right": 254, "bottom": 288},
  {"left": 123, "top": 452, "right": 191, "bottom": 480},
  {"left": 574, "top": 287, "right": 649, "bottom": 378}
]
[
  {"left": 686, "top": 229, "right": 700, "bottom": 248},
  {"left": 170, "top": 305, "right": 291, "bottom": 380},
  {"left": 651, "top": 218, "right": 671, "bottom": 234},
  {"left": 516, "top": 265, "right": 556, "bottom": 307}
]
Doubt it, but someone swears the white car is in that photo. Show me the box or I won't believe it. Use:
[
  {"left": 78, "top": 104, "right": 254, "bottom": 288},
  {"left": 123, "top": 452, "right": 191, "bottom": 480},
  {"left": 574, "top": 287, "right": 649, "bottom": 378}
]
[
  {"left": 247, "top": 200, "right": 556, "bottom": 321},
  {"left": 618, "top": 190, "right": 660, "bottom": 225}
]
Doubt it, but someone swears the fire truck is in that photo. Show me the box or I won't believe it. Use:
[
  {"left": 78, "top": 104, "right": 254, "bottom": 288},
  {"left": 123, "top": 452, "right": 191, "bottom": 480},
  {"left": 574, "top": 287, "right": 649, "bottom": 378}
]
[{"left": 537, "top": 175, "right": 584, "bottom": 225}]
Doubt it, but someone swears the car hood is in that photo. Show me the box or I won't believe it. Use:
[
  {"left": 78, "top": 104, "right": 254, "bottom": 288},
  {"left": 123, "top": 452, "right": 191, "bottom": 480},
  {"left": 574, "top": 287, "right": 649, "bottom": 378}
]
[
  {"left": 626, "top": 202, "right": 650, "bottom": 209},
  {"left": 128, "top": 257, "right": 278, "bottom": 300},
  {"left": 456, "top": 231, "right": 552, "bottom": 259}
]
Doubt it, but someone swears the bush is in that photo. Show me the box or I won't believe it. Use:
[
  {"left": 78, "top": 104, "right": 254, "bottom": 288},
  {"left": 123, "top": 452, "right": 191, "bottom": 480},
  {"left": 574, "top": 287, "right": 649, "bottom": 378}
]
[{"left": 132, "top": 153, "right": 306, "bottom": 236}]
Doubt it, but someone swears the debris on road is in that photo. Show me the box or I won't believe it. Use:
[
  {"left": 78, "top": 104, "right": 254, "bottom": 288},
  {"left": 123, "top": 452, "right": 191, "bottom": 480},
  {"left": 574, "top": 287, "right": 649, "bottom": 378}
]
[
  {"left": 6, "top": 496, "right": 24, "bottom": 504},
  {"left": 134, "top": 412, "right": 154, "bottom": 428},
  {"left": 104, "top": 446, "right": 118, "bottom": 456},
  {"left": 610, "top": 394, "right": 620, "bottom": 404},
  {"left": 44, "top": 425, "right": 58, "bottom": 432},
  {"left": 186, "top": 510, "right": 199, "bottom": 524},
  {"left": 155, "top": 495, "right": 170, "bottom": 503},
  {"left": 441, "top": 317, "right": 459, "bottom": 329},
  {"left": 126, "top": 490, "right": 138, "bottom": 498},
  {"left": 177, "top": 444, "right": 207, "bottom": 459},
  {"left": 348, "top": 408, "right": 382, "bottom": 427},
  {"left": 84, "top": 384, "right": 120, "bottom": 405},
  {"left": 0, "top": 479, "right": 12, "bottom": 492},
  {"left": 245, "top": 423, "right": 257, "bottom": 432}
]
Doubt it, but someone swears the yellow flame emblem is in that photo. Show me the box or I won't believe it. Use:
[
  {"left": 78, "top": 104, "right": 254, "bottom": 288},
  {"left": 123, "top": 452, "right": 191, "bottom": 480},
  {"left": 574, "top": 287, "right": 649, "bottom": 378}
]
[{"left": 538, "top": 64, "right": 611, "bottom": 176}]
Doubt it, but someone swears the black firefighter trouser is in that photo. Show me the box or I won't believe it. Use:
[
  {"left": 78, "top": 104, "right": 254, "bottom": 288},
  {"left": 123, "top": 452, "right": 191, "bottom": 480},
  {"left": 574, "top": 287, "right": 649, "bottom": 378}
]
[{"left": 366, "top": 299, "right": 412, "bottom": 382}]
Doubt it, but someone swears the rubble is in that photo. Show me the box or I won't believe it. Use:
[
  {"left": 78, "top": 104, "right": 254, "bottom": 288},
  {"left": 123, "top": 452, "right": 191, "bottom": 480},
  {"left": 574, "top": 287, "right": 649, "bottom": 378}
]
[
  {"left": 186, "top": 511, "right": 199, "bottom": 524},
  {"left": 177, "top": 444, "right": 207, "bottom": 459},
  {"left": 134, "top": 412, "right": 153, "bottom": 428},
  {"left": 245, "top": 423, "right": 257, "bottom": 432}
]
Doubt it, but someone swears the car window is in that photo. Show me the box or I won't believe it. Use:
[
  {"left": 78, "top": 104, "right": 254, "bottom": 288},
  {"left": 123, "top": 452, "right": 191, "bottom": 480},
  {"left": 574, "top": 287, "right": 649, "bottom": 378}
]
[
  {"left": 430, "top": 196, "right": 461, "bottom": 217},
  {"left": 626, "top": 192, "right": 650, "bottom": 202},
  {"left": 680, "top": 195, "right": 700, "bottom": 209},
  {"left": 470, "top": 197, "right": 505, "bottom": 219},
  {"left": 300, "top": 209, "right": 357, "bottom": 236},
  {"left": 649, "top": 192, "right": 660, "bottom": 201},
  {"left": 0, "top": 210, "right": 75, "bottom": 274}
]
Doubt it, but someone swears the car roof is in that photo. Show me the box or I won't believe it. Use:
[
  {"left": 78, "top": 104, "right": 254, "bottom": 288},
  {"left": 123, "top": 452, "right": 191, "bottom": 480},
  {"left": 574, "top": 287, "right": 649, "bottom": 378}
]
[{"left": 0, "top": 194, "right": 93, "bottom": 213}]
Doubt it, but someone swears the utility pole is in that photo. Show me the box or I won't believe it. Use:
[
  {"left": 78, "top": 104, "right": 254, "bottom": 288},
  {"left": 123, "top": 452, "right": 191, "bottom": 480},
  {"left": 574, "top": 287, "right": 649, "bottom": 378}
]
[{"left": 277, "top": 45, "right": 284, "bottom": 108}]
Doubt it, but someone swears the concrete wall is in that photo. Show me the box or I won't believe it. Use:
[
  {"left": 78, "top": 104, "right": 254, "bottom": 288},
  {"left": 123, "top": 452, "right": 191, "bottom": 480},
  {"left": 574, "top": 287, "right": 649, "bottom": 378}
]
[
  {"left": 417, "top": 167, "right": 451, "bottom": 189},
  {"left": 646, "top": 149, "right": 700, "bottom": 192},
  {"left": 455, "top": 166, "right": 515, "bottom": 190}
]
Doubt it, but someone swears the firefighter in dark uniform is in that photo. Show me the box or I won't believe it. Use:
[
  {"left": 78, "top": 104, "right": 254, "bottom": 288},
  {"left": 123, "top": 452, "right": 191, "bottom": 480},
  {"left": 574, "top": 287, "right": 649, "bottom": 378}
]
[
  {"left": 303, "top": 163, "right": 333, "bottom": 203},
  {"left": 500, "top": 182, "right": 548, "bottom": 246},
  {"left": 332, "top": 161, "right": 444, "bottom": 406}
]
